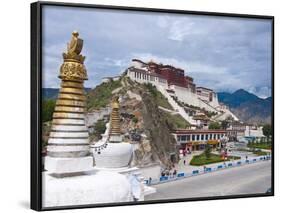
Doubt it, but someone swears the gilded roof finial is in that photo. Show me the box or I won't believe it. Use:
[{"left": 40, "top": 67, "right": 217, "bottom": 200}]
[
  {"left": 63, "top": 30, "right": 85, "bottom": 63},
  {"left": 59, "top": 31, "right": 87, "bottom": 81}
]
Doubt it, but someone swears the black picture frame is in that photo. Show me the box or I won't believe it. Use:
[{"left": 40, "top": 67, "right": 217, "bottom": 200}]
[{"left": 31, "top": 1, "right": 274, "bottom": 211}]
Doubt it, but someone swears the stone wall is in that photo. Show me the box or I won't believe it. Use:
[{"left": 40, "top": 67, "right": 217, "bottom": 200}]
[{"left": 85, "top": 107, "right": 111, "bottom": 127}]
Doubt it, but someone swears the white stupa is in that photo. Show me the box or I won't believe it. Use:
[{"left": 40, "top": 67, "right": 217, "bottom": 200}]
[
  {"left": 91, "top": 96, "right": 134, "bottom": 171},
  {"left": 43, "top": 32, "right": 134, "bottom": 208},
  {"left": 90, "top": 97, "right": 156, "bottom": 200}
]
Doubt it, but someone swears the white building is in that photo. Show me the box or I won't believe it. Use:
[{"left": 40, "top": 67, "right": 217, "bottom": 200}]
[
  {"left": 127, "top": 60, "right": 224, "bottom": 114},
  {"left": 244, "top": 125, "right": 265, "bottom": 142},
  {"left": 127, "top": 67, "right": 168, "bottom": 88}
]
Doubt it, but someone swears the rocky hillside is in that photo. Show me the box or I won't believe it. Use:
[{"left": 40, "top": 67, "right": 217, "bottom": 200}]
[
  {"left": 218, "top": 89, "right": 272, "bottom": 124},
  {"left": 87, "top": 76, "right": 183, "bottom": 168}
]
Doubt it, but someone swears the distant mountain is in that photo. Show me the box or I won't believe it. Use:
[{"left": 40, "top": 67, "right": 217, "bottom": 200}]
[
  {"left": 218, "top": 89, "right": 272, "bottom": 124},
  {"left": 42, "top": 88, "right": 59, "bottom": 100},
  {"left": 42, "top": 88, "right": 91, "bottom": 100}
]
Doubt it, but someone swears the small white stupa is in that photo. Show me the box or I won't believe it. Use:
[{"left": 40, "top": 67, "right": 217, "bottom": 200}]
[
  {"left": 43, "top": 31, "right": 134, "bottom": 208},
  {"left": 91, "top": 96, "right": 134, "bottom": 171},
  {"left": 90, "top": 97, "right": 156, "bottom": 200}
]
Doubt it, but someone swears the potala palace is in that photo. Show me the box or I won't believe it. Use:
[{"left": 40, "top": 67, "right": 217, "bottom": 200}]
[{"left": 126, "top": 59, "right": 238, "bottom": 126}]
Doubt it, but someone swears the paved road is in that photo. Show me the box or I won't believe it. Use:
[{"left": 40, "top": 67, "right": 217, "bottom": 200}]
[{"left": 146, "top": 161, "right": 271, "bottom": 200}]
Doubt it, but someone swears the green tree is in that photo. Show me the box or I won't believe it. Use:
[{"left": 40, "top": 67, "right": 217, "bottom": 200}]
[
  {"left": 221, "top": 120, "right": 229, "bottom": 130},
  {"left": 132, "top": 117, "right": 138, "bottom": 123},
  {"left": 209, "top": 122, "right": 221, "bottom": 130},
  {"left": 226, "top": 115, "right": 234, "bottom": 122},
  {"left": 93, "top": 119, "right": 106, "bottom": 139},
  {"left": 42, "top": 99, "right": 56, "bottom": 123},
  {"left": 204, "top": 144, "right": 211, "bottom": 159},
  {"left": 262, "top": 124, "right": 272, "bottom": 142}
]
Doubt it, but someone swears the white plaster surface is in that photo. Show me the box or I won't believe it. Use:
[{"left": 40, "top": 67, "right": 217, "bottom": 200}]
[
  {"left": 214, "top": 108, "right": 239, "bottom": 121},
  {"left": 49, "top": 131, "right": 89, "bottom": 137},
  {"left": 47, "top": 145, "right": 89, "bottom": 152},
  {"left": 156, "top": 85, "right": 197, "bottom": 125},
  {"left": 94, "top": 166, "right": 139, "bottom": 174},
  {"left": 245, "top": 126, "right": 265, "bottom": 137},
  {"left": 109, "top": 135, "right": 122, "bottom": 142},
  {"left": 42, "top": 170, "right": 133, "bottom": 207},
  {"left": 48, "top": 138, "right": 89, "bottom": 144},
  {"left": 51, "top": 125, "right": 88, "bottom": 131},
  {"left": 44, "top": 156, "right": 93, "bottom": 173},
  {"left": 52, "top": 118, "right": 85, "bottom": 125},
  {"left": 92, "top": 142, "right": 133, "bottom": 168}
]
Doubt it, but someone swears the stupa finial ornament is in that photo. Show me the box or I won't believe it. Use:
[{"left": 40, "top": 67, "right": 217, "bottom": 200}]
[
  {"left": 59, "top": 31, "right": 88, "bottom": 81},
  {"left": 67, "top": 31, "right": 82, "bottom": 55},
  {"left": 111, "top": 96, "right": 120, "bottom": 110}
]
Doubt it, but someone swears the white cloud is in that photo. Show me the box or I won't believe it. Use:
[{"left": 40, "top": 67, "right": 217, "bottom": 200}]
[
  {"left": 168, "top": 21, "right": 194, "bottom": 41},
  {"left": 41, "top": 6, "right": 272, "bottom": 97},
  {"left": 248, "top": 86, "right": 271, "bottom": 98},
  {"left": 157, "top": 16, "right": 195, "bottom": 41}
]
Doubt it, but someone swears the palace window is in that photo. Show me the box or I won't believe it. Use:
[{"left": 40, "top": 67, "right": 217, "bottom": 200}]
[
  {"left": 201, "top": 134, "right": 204, "bottom": 140},
  {"left": 196, "top": 135, "right": 200, "bottom": 141},
  {"left": 181, "top": 135, "right": 187, "bottom": 141},
  {"left": 192, "top": 135, "right": 195, "bottom": 141},
  {"left": 205, "top": 134, "right": 209, "bottom": 140},
  {"left": 187, "top": 135, "right": 190, "bottom": 141}
]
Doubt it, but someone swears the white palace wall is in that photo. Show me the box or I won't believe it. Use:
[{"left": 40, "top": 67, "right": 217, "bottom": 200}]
[
  {"left": 170, "top": 85, "right": 200, "bottom": 106},
  {"left": 127, "top": 69, "right": 220, "bottom": 113},
  {"left": 127, "top": 69, "right": 168, "bottom": 88},
  {"left": 170, "top": 85, "right": 219, "bottom": 112}
]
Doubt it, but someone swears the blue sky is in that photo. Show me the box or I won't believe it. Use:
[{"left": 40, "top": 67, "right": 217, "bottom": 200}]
[{"left": 42, "top": 5, "right": 272, "bottom": 98}]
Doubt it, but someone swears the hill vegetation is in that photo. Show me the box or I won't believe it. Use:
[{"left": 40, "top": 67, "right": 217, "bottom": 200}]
[
  {"left": 86, "top": 80, "right": 122, "bottom": 111},
  {"left": 42, "top": 99, "right": 56, "bottom": 122},
  {"left": 162, "top": 111, "right": 190, "bottom": 129},
  {"left": 143, "top": 83, "right": 173, "bottom": 110},
  {"left": 86, "top": 76, "right": 180, "bottom": 167}
]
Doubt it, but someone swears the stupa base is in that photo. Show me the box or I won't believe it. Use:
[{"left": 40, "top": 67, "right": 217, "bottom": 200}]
[
  {"left": 44, "top": 156, "right": 93, "bottom": 174},
  {"left": 94, "top": 166, "right": 139, "bottom": 175},
  {"left": 109, "top": 135, "right": 122, "bottom": 142},
  {"left": 42, "top": 170, "right": 133, "bottom": 208}
]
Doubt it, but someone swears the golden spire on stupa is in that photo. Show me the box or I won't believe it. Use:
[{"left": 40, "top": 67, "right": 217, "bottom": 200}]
[
  {"left": 45, "top": 31, "right": 92, "bottom": 174},
  {"left": 109, "top": 96, "right": 121, "bottom": 137}
]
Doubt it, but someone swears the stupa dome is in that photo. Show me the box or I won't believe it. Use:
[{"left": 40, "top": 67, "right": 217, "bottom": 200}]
[{"left": 92, "top": 142, "right": 133, "bottom": 168}]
